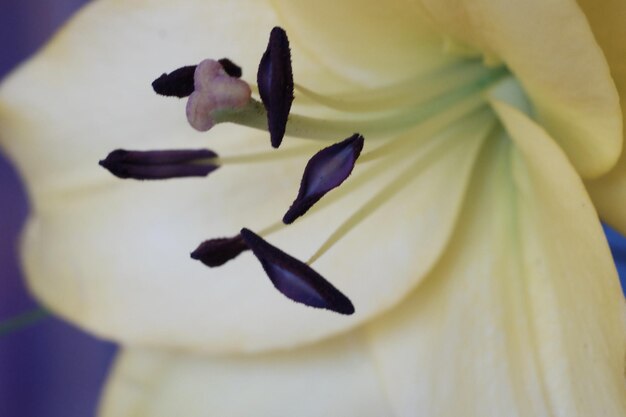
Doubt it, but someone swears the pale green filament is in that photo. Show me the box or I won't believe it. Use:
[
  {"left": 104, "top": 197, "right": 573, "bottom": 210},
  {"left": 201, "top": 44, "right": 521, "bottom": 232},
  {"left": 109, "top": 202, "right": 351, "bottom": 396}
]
[
  {"left": 359, "top": 99, "right": 491, "bottom": 163},
  {"left": 257, "top": 220, "right": 287, "bottom": 237},
  {"left": 293, "top": 60, "right": 499, "bottom": 113},
  {"left": 209, "top": 65, "right": 509, "bottom": 265},
  {"left": 216, "top": 69, "right": 509, "bottom": 141},
  {"left": 292, "top": 108, "right": 496, "bottom": 231},
  {"left": 307, "top": 114, "right": 498, "bottom": 265},
  {"left": 214, "top": 143, "right": 317, "bottom": 165},
  {"left": 244, "top": 110, "right": 496, "bottom": 253}
]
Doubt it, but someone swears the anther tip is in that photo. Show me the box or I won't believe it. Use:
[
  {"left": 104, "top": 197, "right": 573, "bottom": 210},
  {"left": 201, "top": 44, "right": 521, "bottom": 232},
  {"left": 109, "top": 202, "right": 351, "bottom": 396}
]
[
  {"left": 191, "top": 235, "right": 249, "bottom": 267},
  {"left": 218, "top": 58, "right": 243, "bottom": 78},
  {"left": 152, "top": 65, "right": 197, "bottom": 98},
  {"left": 336, "top": 300, "right": 355, "bottom": 316}
]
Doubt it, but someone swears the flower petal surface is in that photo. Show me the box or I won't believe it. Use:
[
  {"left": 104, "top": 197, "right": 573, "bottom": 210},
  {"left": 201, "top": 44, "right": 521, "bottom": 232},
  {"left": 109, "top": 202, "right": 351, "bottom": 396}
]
[
  {"left": 269, "top": 0, "right": 457, "bottom": 89},
  {"left": 273, "top": 0, "right": 622, "bottom": 178},
  {"left": 419, "top": 0, "right": 623, "bottom": 179},
  {"left": 98, "top": 335, "right": 391, "bottom": 417},
  {"left": 578, "top": 0, "right": 626, "bottom": 235},
  {"left": 363, "top": 102, "right": 626, "bottom": 416},
  {"left": 0, "top": 0, "right": 486, "bottom": 353}
]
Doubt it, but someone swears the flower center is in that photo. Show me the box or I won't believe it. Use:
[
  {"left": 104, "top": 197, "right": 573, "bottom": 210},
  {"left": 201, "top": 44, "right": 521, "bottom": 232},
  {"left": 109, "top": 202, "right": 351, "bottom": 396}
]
[{"left": 99, "top": 26, "right": 508, "bottom": 315}]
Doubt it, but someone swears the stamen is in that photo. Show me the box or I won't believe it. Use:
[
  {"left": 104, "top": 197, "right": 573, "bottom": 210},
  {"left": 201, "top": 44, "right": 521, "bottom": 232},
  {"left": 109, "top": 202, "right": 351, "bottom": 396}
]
[
  {"left": 240, "top": 228, "right": 354, "bottom": 315},
  {"left": 257, "top": 26, "right": 294, "bottom": 148},
  {"left": 307, "top": 115, "right": 497, "bottom": 265},
  {"left": 283, "top": 134, "right": 364, "bottom": 224},
  {"left": 99, "top": 149, "right": 219, "bottom": 180},
  {"left": 191, "top": 234, "right": 248, "bottom": 267},
  {"left": 152, "top": 65, "right": 197, "bottom": 98},
  {"left": 188, "top": 104, "right": 492, "bottom": 267},
  {"left": 187, "top": 59, "right": 252, "bottom": 131}
]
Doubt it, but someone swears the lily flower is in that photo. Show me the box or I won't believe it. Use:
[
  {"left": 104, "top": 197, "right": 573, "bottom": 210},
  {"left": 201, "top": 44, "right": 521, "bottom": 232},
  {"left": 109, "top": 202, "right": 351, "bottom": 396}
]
[{"left": 1, "top": 0, "right": 626, "bottom": 415}]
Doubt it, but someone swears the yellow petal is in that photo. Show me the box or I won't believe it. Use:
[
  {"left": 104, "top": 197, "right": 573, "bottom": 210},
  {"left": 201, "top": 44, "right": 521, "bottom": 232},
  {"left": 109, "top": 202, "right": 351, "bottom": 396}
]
[
  {"left": 0, "top": 0, "right": 487, "bottom": 353},
  {"left": 577, "top": 0, "right": 626, "bottom": 235},
  {"left": 274, "top": 0, "right": 622, "bottom": 178},
  {"left": 269, "top": 0, "right": 458, "bottom": 89},
  {"left": 98, "top": 335, "right": 391, "bottom": 417},
  {"left": 576, "top": 0, "right": 626, "bottom": 111},
  {"left": 587, "top": 153, "right": 626, "bottom": 236},
  {"left": 419, "top": 0, "right": 623, "bottom": 178},
  {"left": 364, "top": 102, "right": 626, "bottom": 416},
  {"left": 16, "top": 123, "right": 486, "bottom": 353}
]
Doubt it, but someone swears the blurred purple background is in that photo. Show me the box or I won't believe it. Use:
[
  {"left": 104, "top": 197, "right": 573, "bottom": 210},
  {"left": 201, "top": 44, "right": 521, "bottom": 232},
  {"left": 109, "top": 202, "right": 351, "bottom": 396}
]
[
  {"left": 0, "top": 2, "right": 116, "bottom": 417},
  {"left": 1, "top": 2, "right": 626, "bottom": 417}
]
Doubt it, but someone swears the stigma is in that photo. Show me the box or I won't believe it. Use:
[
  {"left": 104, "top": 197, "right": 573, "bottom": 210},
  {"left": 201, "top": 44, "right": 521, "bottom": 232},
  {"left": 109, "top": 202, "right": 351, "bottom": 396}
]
[
  {"left": 186, "top": 59, "right": 252, "bottom": 131},
  {"left": 99, "top": 25, "right": 509, "bottom": 314}
]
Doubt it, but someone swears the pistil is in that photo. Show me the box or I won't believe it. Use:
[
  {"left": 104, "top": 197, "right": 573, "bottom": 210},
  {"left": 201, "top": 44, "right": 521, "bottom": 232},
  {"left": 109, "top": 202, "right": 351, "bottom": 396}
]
[
  {"left": 216, "top": 69, "right": 505, "bottom": 141},
  {"left": 186, "top": 59, "right": 252, "bottom": 131}
]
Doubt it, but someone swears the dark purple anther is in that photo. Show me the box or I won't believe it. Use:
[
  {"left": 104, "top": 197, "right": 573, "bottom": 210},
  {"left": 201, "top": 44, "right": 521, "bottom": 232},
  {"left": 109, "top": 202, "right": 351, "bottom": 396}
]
[
  {"left": 257, "top": 27, "right": 294, "bottom": 149},
  {"left": 191, "top": 235, "right": 249, "bottom": 267},
  {"left": 152, "top": 65, "right": 197, "bottom": 98},
  {"left": 218, "top": 58, "right": 243, "bottom": 78},
  {"left": 99, "top": 149, "right": 219, "bottom": 180},
  {"left": 283, "top": 134, "right": 364, "bottom": 224},
  {"left": 152, "top": 60, "right": 241, "bottom": 97},
  {"left": 240, "top": 228, "right": 355, "bottom": 315}
]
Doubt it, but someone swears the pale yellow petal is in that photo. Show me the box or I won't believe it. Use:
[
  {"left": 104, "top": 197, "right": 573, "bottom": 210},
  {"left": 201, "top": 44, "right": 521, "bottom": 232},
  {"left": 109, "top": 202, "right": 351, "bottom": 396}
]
[
  {"left": 17, "top": 123, "right": 485, "bottom": 353},
  {"left": 577, "top": 0, "right": 626, "bottom": 235},
  {"left": 98, "top": 334, "right": 391, "bottom": 417},
  {"left": 364, "top": 102, "right": 626, "bottom": 417},
  {"left": 414, "top": 0, "right": 623, "bottom": 178},
  {"left": 576, "top": 0, "right": 626, "bottom": 107},
  {"left": 269, "top": 0, "right": 622, "bottom": 177},
  {"left": 0, "top": 0, "right": 487, "bottom": 353},
  {"left": 269, "top": 0, "right": 458, "bottom": 89},
  {"left": 587, "top": 154, "right": 626, "bottom": 235}
]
